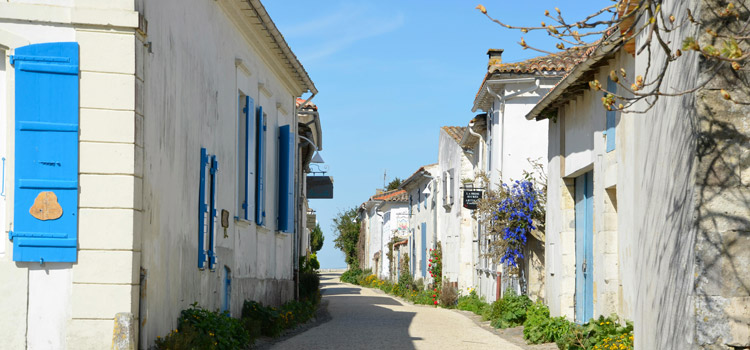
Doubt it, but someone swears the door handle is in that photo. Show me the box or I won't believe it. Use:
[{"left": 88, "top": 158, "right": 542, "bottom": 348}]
[{"left": 582, "top": 260, "right": 587, "bottom": 273}]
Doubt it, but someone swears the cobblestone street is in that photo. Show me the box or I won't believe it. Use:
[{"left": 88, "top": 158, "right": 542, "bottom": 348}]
[{"left": 271, "top": 273, "right": 523, "bottom": 350}]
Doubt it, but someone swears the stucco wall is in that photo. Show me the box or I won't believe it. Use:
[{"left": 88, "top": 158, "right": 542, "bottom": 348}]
[{"left": 135, "top": 0, "right": 300, "bottom": 346}]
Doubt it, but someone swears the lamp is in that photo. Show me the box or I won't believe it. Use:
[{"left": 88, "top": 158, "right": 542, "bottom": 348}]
[{"left": 298, "top": 135, "right": 324, "bottom": 164}]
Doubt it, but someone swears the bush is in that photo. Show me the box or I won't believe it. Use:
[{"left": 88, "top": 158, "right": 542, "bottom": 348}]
[
  {"left": 340, "top": 268, "right": 363, "bottom": 284},
  {"left": 457, "top": 290, "right": 490, "bottom": 315},
  {"left": 439, "top": 282, "right": 458, "bottom": 307},
  {"left": 486, "top": 289, "right": 532, "bottom": 329},
  {"left": 154, "top": 303, "right": 251, "bottom": 350},
  {"left": 299, "top": 271, "right": 321, "bottom": 302},
  {"left": 523, "top": 302, "right": 571, "bottom": 344},
  {"left": 240, "top": 299, "right": 318, "bottom": 338},
  {"left": 556, "top": 315, "right": 633, "bottom": 350}
]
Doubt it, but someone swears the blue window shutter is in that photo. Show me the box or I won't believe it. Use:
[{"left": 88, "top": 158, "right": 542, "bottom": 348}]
[
  {"left": 421, "top": 222, "right": 427, "bottom": 277},
  {"left": 10, "top": 42, "right": 79, "bottom": 263},
  {"left": 198, "top": 148, "right": 208, "bottom": 269},
  {"left": 208, "top": 155, "right": 218, "bottom": 270},
  {"left": 605, "top": 78, "right": 617, "bottom": 152},
  {"left": 242, "top": 96, "right": 255, "bottom": 221},
  {"left": 255, "top": 106, "right": 265, "bottom": 226},
  {"left": 277, "top": 125, "right": 294, "bottom": 233}
]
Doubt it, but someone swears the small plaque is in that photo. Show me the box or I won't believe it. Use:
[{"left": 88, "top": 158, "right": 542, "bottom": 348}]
[
  {"left": 463, "top": 190, "right": 482, "bottom": 210},
  {"left": 30, "top": 191, "right": 63, "bottom": 221}
]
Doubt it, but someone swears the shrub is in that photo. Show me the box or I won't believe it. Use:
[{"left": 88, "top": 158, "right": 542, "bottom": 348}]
[
  {"left": 340, "top": 268, "right": 363, "bottom": 284},
  {"left": 240, "top": 299, "right": 319, "bottom": 338},
  {"left": 457, "top": 290, "right": 489, "bottom": 315},
  {"left": 556, "top": 315, "right": 633, "bottom": 350},
  {"left": 154, "top": 303, "right": 251, "bottom": 350},
  {"left": 486, "top": 289, "right": 532, "bottom": 329},
  {"left": 523, "top": 302, "right": 571, "bottom": 344},
  {"left": 299, "top": 271, "right": 320, "bottom": 302},
  {"left": 439, "top": 282, "right": 458, "bottom": 307}
]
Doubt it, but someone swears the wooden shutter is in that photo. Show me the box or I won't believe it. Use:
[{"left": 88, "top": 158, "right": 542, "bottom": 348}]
[
  {"left": 242, "top": 96, "right": 255, "bottom": 221},
  {"left": 10, "top": 42, "right": 79, "bottom": 263},
  {"left": 277, "top": 125, "right": 294, "bottom": 233},
  {"left": 255, "top": 106, "right": 265, "bottom": 226},
  {"left": 198, "top": 148, "right": 209, "bottom": 269}
]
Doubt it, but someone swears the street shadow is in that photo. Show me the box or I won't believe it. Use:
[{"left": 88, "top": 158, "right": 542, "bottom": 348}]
[
  {"left": 271, "top": 284, "right": 420, "bottom": 349},
  {"left": 321, "top": 287, "right": 361, "bottom": 296}
]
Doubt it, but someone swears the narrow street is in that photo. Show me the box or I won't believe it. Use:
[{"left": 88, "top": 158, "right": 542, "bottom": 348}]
[{"left": 271, "top": 273, "right": 523, "bottom": 350}]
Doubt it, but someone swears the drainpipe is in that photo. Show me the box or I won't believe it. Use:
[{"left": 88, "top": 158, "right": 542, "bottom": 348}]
[
  {"left": 486, "top": 78, "right": 540, "bottom": 182},
  {"left": 467, "top": 121, "right": 483, "bottom": 171}
]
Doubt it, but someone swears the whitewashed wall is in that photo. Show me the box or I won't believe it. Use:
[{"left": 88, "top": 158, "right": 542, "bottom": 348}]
[
  {"left": 404, "top": 165, "right": 437, "bottom": 283},
  {"left": 135, "top": 0, "right": 303, "bottom": 346},
  {"left": 436, "top": 130, "right": 475, "bottom": 292}
]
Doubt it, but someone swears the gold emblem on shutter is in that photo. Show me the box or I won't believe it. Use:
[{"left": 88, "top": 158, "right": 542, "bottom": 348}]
[{"left": 30, "top": 191, "right": 63, "bottom": 221}]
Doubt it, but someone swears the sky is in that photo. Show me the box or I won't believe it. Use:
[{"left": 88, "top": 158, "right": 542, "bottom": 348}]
[{"left": 264, "top": 1, "right": 603, "bottom": 269}]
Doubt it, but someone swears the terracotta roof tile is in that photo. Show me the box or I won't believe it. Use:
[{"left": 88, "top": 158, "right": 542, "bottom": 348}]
[
  {"left": 441, "top": 126, "right": 466, "bottom": 144},
  {"left": 372, "top": 189, "right": 407, "bottom": 202},
  {"left": 296, "top": 97, "right": 318, "bottom": 111},
  {"left": 489, "top": 49, "right": 585, "bottom": 75}
]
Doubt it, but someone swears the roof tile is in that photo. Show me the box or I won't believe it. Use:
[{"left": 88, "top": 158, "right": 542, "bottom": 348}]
[{"left": 441, "top": 126, "right": 466, "bottom": 144}]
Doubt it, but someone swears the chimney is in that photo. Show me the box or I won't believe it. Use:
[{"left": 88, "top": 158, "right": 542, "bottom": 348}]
[{"left": 487, "top": 48, "right": 504, "bottom": 70}]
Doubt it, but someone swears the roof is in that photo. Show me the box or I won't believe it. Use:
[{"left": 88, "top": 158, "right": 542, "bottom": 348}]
[
  {"left": 472, "top": 50, "right": 584, "bottom": 112},
  {"left": 245, "top": 0, "right": 317, "bottom": 95},
  {"left": 400, "top": 163, "right": 438, "bottom": 190},
  {"left": 371, "top": 189, "right": 408, "bottom": 202},
  {"left": 296, "top": 97, "right": 318, "bottom": 111},
  {"left": 525, "top": 32, "right": 624, "bottom": 121},
  {"left": 488, "top": 51, "right": 582, "bottom": 75},
  {"left": 441, "top": 126, "right": 466, "bottom": 144},
  {"left": 393, "top": 239, "right": 408, "bottom": 248}
]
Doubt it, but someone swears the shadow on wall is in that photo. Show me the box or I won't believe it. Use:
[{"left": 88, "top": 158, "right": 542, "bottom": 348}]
[{"left": 634, "top": 0, "right": 750, "bottom": 347}]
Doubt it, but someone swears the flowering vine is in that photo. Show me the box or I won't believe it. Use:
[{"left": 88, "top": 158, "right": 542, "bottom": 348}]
[{"left": 428, "top": 242, "right": 442, "bottom": 306}]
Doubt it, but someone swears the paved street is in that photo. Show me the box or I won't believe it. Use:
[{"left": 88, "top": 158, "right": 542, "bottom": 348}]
[{"left": 271, "top": 273, "right": 523, "bottom": 350}]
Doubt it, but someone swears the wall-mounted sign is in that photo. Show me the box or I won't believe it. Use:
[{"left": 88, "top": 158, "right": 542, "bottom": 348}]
[
  {"left": 463, "top": 190, "right": 482, "bottom": 209},
  {"left": 307, "top": 176, "right": 334, "bottom": 199}
]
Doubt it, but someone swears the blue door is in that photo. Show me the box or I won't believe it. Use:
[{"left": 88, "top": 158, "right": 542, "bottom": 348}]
[
  {"left": 222, "top": 266, "right": 231, "bottom": 313},
  {"left": 574, "top": 171, "right": 594, "bottom": 323}
]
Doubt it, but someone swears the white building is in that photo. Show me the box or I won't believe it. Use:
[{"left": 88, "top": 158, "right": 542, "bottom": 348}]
[
  {"left": 470, "top": 49, "right": 572, "bottom": 301},
  {"left": 400, "top": 164, "right": 438, "bottom": 284},
  {"left": 527, "top": 1, "right": 750, "bottom": 347},
  {"left": 358, "top": 189, "right": 408, "bottom": 280},
  {"left": 0, "top": 0, "right": 320, "bottom": 348}
]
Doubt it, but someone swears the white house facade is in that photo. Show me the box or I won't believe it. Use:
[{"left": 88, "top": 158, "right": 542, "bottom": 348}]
[
  {"left": 400, "top": 164, "right": 438, "bottom": 284},
  {"left": 0, "top": 0, "right": 320, "bottom": 348}
]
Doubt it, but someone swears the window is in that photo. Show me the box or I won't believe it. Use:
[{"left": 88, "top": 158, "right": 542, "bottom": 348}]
[
  {"left": 199, "top": 148, "right": 218, "bottom": 270},
  {"left": 605, "top": 77, "right": 617, "bottom": 152},
  {"left": 255, "top": 106, "right": 266, "bottom": 226},
  {"left": 237, "top": 93, "right": 255, "bottom": 221},
  {"left": 417, "top": 187, "right": 421, "bottom": 212},
  {"left": 408, "top": 195, "right": 413, "bottom": 216}
]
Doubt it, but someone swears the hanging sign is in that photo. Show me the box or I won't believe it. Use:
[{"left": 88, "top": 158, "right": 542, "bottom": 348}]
[{"left": 463, "top": 190, "right": 482, "bottom": 209}]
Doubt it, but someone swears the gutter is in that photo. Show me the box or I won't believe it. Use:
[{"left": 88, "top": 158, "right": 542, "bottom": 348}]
[{"left": 472, "top": 77, "right": 538, "bottom": 112}]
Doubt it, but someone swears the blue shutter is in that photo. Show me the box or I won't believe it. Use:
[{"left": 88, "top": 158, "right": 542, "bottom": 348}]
[
  {"left": 242, "top": 96, "right": 255, "bottom": 221},
  {"left": 9, "top": 42, "right": 79, "bottom": 263},
  {"left": 198, "top": 148, "right": 208, "bottom": 269},
  {"left": 605, "top": 78, "right": 617, "bottom": 153},
  {"left": 255, "top": 106, "right": 265, "bottom": 226},
  {"left": 208, "top": 155, "right": 218, "bottom": 270},
  {"left": 277, "top": 125, "right": 295, "bottom": 233}
]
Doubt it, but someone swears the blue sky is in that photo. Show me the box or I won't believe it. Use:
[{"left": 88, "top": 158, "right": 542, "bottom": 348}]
[{"left": 264, "top": 1, "right": 603, "bottom": 269}]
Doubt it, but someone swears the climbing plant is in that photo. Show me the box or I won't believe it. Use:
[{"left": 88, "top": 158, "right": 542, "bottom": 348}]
[{"left": 475, "top": 160, "right": 547, "bottom": 268}]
